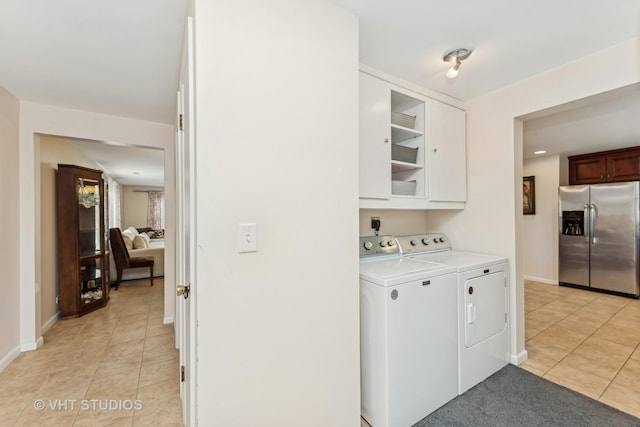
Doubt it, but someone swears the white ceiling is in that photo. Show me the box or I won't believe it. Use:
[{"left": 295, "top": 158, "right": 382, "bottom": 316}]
[
  {"left": 2, "top": 1, "right": 640, "bottom": 171},
  {"left": 69, "top": 138, "right": 164, "bottom": 187},
  {"left": 331, "top": 0, "right": 640, "bottom": 101},
  {"left": 0, "top": 0, "right": 187, "bottom": 124}
]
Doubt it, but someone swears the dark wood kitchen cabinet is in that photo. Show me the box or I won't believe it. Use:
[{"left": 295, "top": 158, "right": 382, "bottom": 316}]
[
  {"left": 57, "top": 164, "right": 109, "bottom": 318},
  {"left": 568, "top": 146, "right": 640, "bottom": 185}
]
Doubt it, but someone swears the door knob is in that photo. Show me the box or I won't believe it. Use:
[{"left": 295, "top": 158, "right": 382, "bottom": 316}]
[{"left": 177, "top": 284, "right": 190, "bottom": 299}]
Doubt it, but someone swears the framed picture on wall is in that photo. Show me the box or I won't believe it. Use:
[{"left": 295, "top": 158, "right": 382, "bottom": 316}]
[{"left": 523, "top": 176, "right": 535, "bottom": 215}]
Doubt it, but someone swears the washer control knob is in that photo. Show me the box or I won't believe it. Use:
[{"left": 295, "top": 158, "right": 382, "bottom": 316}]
[
  {"left": 363, "top": 241, "right": 373, "bottom": 250},
  {"left": 439, "top": 237, "right": 445, "bottom": 243},
  {"left": 422, "top": 238, "right": 430, "bottom": 245},
  {"left": 387, "top": 240, "right": 395, "bottom": 247},
  {"left": 379, "top": 241, "right": 387, "bottom": 247},
  {"left": 410, "top": 240, "right": 417, "bottom": 246}
]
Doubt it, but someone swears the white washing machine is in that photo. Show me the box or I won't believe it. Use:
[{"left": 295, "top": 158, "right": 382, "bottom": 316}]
[
  {"left": 396, "top": 233, "right": 510, "bottom": 395},
  {"left": 359, "top": 235, "right": 458, "bottom": 427}
]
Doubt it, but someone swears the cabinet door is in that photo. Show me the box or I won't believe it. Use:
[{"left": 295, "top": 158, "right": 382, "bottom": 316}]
[
  {"left": 606, "top": 151, "right": 640, "bottom": 182},
  {"left": 427, "top": 101, "right": 466, "bottom": 202},
  {"left": 569, "top": 155, "right": 605, "bottom": 184},
  {"left": 359, "top": 72, "right": 391, "bottom": 199}
]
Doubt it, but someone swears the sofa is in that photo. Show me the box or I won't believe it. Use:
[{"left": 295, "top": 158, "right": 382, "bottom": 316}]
[{"left": 109, "top": 226, "right": 165, "bottom": 282}]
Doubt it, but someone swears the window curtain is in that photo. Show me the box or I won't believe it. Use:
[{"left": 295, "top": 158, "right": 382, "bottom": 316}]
[
  {"left": 148, "top": 191, "right": 164, "bottom": 229},
  {"left": 107, "top": 177, "right": 122, "bottom": 229}
]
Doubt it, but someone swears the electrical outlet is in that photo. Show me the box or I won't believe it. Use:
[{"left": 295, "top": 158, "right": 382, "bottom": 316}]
[
  {"left": 371, "top": 217, "right": 381, "bottom": 232},
  {"left": 55, "top": 296, "right": 60, "bottom": 305}
]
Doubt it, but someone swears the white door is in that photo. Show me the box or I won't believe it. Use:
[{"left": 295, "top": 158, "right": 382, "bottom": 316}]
[
  {"left": 176, "top": 16, "right": 196, "bottom": 426},
  {"left": 464, "top": 271, "right": 507, "bottom": 347}
]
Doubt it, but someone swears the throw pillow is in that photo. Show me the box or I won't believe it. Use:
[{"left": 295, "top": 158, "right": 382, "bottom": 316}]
[
  {"left": 133, "top": 234, "right": 148, "bottom": 249},
  {"left": 140, "top": 232, "right": 151, "bottom": 247},
  {"left": 126, "top": 226, "right": 140, "bottom": 236},
  {"left": 122, "top": 234, "right": 134, "bottom": 251}
]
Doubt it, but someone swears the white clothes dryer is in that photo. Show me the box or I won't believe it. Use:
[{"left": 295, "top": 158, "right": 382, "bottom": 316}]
[
  {"left": 396, "top": 233, "right": 510, "bottom": 395},
  {"left": 359, "top": 235, "right": 458, "bottom": 427}
]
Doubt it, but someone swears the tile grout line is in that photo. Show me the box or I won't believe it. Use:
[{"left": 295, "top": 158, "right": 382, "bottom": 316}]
[{"left": 525, "top": 280, "right": 640, "bottom": 409}]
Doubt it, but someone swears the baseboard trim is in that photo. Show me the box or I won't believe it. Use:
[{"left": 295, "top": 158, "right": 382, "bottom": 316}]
[
  {"left": 41, "top": 311, "right": 60, "bottom": 336},
  {"left": 20, "top": 338, "right": 41, "bottom": 352},
  {"left": 524, "top": 276, "right": 558, "bottom": 286},
  {"left": 163, "top": 316, "right": 174, "bottom": 325},
  {"left": 0, "top": 345, "right": 21, "bottom": 372},
  {"left": 511, "top": 349, "right": 529, "bottom": 365}
]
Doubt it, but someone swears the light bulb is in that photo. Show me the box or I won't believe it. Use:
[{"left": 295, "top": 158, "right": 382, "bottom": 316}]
[{"left": 446, "top": 61, "right": 461, "bottom": 79}]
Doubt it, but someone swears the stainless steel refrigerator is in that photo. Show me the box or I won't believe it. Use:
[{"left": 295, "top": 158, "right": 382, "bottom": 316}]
[{"left": 559, "top": 181, "right": 640, "bottom": 298}]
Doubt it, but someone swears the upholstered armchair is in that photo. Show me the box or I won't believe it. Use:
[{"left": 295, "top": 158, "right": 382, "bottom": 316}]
[{"left": 109, "top": 228, "right": 155, "bottom": 290}]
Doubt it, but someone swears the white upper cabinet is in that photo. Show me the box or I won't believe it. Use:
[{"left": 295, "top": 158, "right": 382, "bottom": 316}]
[
  {"left": 359, "top": 70, "right": 466, "bottom": 209},
  {"left": 359, "top": 72, "right": 391, "bottom": 199},
  {"left": 427, "top": 100, "right": 466, "bottom": 202}
]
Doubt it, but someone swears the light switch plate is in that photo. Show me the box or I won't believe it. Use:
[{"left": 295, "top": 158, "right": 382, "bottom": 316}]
[{"left": 238, "top": 223, "right": 257, "bottom": 253}]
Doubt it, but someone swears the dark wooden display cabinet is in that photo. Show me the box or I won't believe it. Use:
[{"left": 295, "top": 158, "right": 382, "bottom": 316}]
[
  {"left": 57, "top": 164, "right": 109, "bottom": 318},
  {"left": 569, "top": 146, "right": 640, "bottom": 185}
]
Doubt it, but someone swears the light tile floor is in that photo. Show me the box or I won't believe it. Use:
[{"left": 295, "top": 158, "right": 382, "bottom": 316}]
[
  {"left": 0, "top": 278, "right": 183, "bottom": 426},
  {"left": 521, "top": 280, "right": 640, "bottom": 418}
]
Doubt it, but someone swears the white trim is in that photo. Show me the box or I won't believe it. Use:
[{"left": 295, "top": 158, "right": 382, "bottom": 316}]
[
  {"left": 523, "top": 275, "right": 558, "bottom": 285},
  {"left": 20, "top": 336, "right": 42, "bottom": 352},
  {"left": 510, "top": 349, "right": 529, "bottom": 365},
  {"left": 41, "top": 311, "right": 60, "bottom": 335},
  {"left": 163, "top": 316, "right": 174, "bottom": 325},
  {"left": 0, "top": 346, "right": 21, "bottom": 372}
]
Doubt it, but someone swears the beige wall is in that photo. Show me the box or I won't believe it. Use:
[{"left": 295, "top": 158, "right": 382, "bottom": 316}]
[
  {"left": 39, "top": 136, "right": 102, "bottom": 334},
  {"left": 0, "top": 87, "right": 21, "bottom": 369},
  {"left": 359, "top": 209, "right": 430, "bottom": 236},
  {"left": 122, "top": 185, "right": 164, "bottom": 229},
  {"left": 523, "top": 155, "right": 561, "bottom": 284},
  {"left": 193, "top": 0, "right": 360, "bottom": 424}
]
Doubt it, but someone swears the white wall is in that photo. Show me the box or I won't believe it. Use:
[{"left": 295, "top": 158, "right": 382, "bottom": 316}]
[
  {"left": 193, "top": 0, "right": 360, "bottom": 424},
  {"left": 0, "top": 87, "right": 21, "bottom": 370},
  {"left": 523, "top": 155, "right": 561, "bottom": 284},
  {"left": 39, "top": 136, "right": 103, "bottom": 335},
  {"left": 424, "top": 36, "right": 640, "bottom": 364},
  {"left": 122, "top": 185, "right": 164, "bottom": 229},
  {"left": 19, "top": 101, "right": 176, "bottom": 349}
]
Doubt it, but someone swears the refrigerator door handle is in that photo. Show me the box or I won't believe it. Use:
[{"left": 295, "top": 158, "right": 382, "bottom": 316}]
[
  {"left": 584, "top": 204, "right": 590, "bottom": 243},
  {"left": 590, "top": 203, "right": 596, "bottom": 244}
]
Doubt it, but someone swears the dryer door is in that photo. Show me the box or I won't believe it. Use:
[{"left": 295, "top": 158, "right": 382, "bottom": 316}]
[{"left": 464, "top": 271, "right": 507, "bottom": 347}]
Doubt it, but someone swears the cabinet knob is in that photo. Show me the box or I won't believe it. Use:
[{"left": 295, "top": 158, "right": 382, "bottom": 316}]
[
  {"left": 433, "top": 148, "right": 437, "bottom": 152},
  {"left": 384, "top": 138, "right": 389, "bottom": 143}
]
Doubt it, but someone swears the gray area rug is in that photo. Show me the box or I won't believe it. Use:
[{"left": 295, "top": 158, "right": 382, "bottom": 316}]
[{"left": 414, "top": 364, "right": 640, "bottom": 427}]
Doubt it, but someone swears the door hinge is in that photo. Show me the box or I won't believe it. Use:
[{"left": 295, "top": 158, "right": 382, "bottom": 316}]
[
  {"left": 179, "top": 114, "right": 184, "bottom": 131},
  {"left": 181, "top": 365, "right": 186, "bottom": 382}
]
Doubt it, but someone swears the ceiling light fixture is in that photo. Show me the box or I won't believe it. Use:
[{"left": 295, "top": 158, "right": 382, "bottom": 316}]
[
  {"left": 443, "top": 48, "right": 472, "bottom": 79},
  {"left": 534, "top": 150, "right": 547, "bottom": 155}
]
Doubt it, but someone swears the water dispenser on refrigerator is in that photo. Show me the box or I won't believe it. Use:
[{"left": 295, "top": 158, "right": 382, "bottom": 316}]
[{"left": 562, "top": 211, "right": 584, "bottom": 236}]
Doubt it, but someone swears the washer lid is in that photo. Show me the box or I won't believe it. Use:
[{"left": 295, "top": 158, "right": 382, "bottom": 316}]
[
  {"left": 360, "top": 257, "right": 455, "bottom": 286},
  {"left": 410, "top": 251, "right": 508, "bottom": 272}
]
